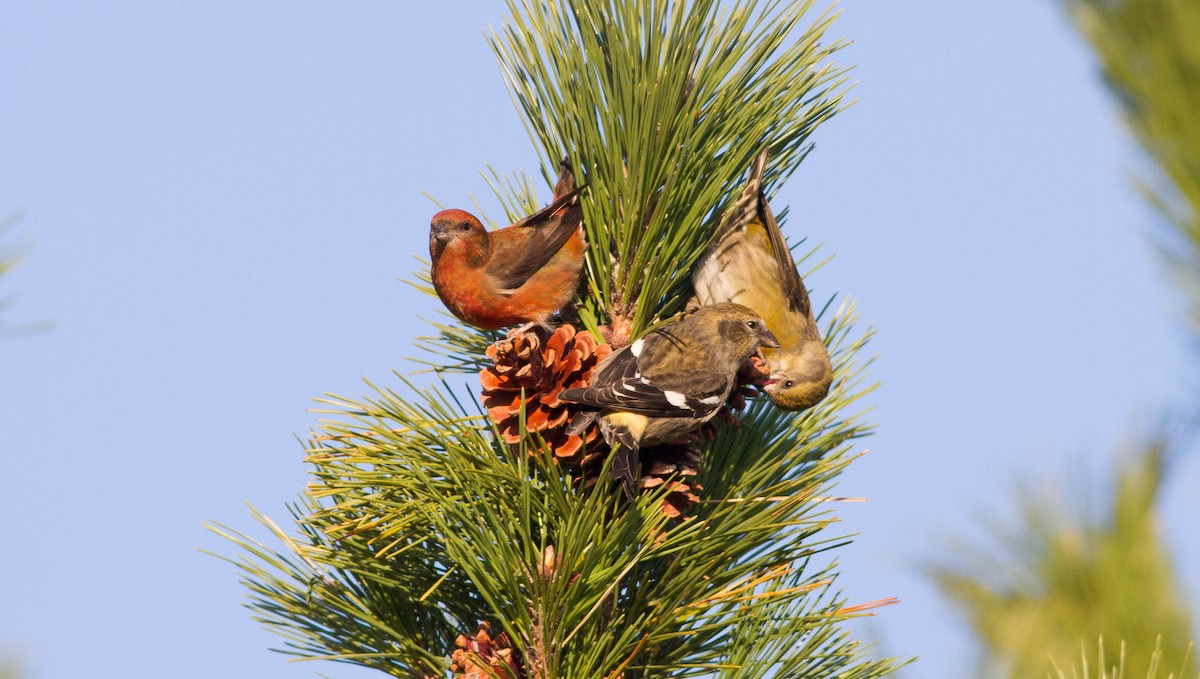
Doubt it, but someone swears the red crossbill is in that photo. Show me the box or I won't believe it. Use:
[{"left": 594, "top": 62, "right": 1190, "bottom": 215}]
[{"left": 429, "top": 163, "right": 586, "bottom": 331}]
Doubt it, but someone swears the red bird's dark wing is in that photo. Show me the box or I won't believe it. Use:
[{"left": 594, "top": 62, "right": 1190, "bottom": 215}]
[{"left": 485, "top": 186, "right": 585, "bottom": 292}]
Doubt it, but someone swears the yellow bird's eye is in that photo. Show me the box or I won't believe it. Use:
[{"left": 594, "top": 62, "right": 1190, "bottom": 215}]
[{"left": 785, "top": 380, "right": 795, "bottom": 388}]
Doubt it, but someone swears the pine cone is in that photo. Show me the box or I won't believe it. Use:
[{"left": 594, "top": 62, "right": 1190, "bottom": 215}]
[
  {"left": 450, "top": 622, "right": 524, "bottom": 679},
  {"left": 481, "top": 324, "right": 612, "bottom": 465},
  {"left": 573, "top": 439, "right": 704, "bottom": 518},
  {"left": 637, "top": 442, "right": 704, "bottom": 518}
]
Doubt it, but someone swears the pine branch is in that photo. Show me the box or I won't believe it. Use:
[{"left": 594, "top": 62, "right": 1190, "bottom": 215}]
[
  {"left": 490, "top": 0, "right": 851, "bottom": 334},
  {"left": 930, "top": 442, "right": 1197, "bottom": 678},
  {"left": 215, "top": 301, "right": 897, "bottom": 677},
  {"left": 213, "top": 302, "right": 902, "bottom": 676}
]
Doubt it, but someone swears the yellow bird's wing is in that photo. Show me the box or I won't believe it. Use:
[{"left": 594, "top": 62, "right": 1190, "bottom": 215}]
[{"left": 755, "top": 188, "right": 812, "bottom": 320}]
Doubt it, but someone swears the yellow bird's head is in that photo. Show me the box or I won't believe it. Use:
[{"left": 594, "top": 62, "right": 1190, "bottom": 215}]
[{"left": 761, "top": 345, "right": 833, "bottom": 412}]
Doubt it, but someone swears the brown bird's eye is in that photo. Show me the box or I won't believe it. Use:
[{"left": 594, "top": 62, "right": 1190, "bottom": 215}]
[
  {"left": 459, "top": 223, "right": 471, "bottom": 232},
  {"left": 746, "top": 320, "right": 758, "bottom": 330},
  {"left": 785, "top": 380, "right": 795, "bottom": 388}
]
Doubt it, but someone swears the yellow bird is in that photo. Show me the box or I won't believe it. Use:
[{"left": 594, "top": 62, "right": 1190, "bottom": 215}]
[{"left": 692, "top": 149, "right": 832, "bottom": 412}]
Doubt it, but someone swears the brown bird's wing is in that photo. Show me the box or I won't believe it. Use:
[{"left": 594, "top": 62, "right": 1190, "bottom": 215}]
[
  {"left": 562, "top": 345, "right": 635, "bottom": 436},
  {"left": 559, "top": 373, "right": 726, "bottom": 419},
  {"left": 558, "top": 331, "right": 729, "bottom": 419},
  {"left": 558, "top": 345, "right": 637, "bottom": 409},
  {"left": 485, "top": 186, "right": 585, "bottom": 292}
]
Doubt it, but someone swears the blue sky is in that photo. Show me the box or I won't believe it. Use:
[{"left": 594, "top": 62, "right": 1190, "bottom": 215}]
[{"left": 1, "top": 2, "right": 1196, "bottom": 677}]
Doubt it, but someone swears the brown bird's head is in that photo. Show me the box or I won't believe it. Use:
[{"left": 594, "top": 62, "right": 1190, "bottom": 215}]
[
  {"left": 697, "top": 302, "right": 781, "bottom": 365},
  {"left": 761, "top": 347, "right": 833, "bottom": 412},
  {"left": 429, "top": 209, "right": 489, "bottom": 264}
]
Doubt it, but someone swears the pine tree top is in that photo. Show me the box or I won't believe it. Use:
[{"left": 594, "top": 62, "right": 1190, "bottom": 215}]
[{"left": 211, "top": 1, "right": 902, "bottom": 677}]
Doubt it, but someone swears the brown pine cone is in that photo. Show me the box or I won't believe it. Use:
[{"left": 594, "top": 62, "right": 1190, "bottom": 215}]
[
  {"left": 637, "top": 442, "right": 704, "bottom": 518},
  {"left": 573, "top": 439, "right": 704, "bottom": 519},
  {"left": 450, "top": 622, "right": 524, "bottom": 679},
  {"left": 480, "top": 324, "right": 612, "bottom": 465}
]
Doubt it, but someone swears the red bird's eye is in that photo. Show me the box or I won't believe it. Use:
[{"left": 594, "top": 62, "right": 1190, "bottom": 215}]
[{"left": 459, "top": 223, "right": 471, "bottom": 232}]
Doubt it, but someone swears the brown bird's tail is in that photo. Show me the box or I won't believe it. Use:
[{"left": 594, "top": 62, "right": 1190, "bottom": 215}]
[
  {"left": 565, "top": 406, "right": 638, "bottom": 499},
  {"left": 605, "top": 426, "right": 640, "bottom": 500}
]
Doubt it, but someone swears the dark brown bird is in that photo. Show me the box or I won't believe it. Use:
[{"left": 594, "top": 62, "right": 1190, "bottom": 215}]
[{"left": 559, "top": 302, "right": 780, "bottom": 498}]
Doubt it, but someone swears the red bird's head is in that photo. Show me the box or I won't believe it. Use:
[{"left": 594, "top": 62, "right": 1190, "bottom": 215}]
[{"left": 429, "top": 209, "right": 489, "bottom": 264}]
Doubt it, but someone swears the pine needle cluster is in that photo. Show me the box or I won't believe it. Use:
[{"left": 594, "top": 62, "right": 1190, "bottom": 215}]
[
  {"left": 492, "top": 0, "right": 848, "bottom": 336},
  {"left": 1050, "top": 636, "right": 1197, "bottom": 679}
]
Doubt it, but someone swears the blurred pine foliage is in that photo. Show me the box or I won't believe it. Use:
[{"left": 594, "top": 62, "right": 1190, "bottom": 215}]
[
  {"left": 932, "top": 443, "right": 1196, "bottom": 678},
  {"left": 1067, "top": 0, "right": 1200, "bottom": 331},
  {"left": 931, "top": 2, "right": 1200, "bottom": 675}
]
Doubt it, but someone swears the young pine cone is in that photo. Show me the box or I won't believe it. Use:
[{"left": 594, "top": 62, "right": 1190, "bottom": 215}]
[{"left": 450, "top": 621, "right": 524, "bottom": 679}]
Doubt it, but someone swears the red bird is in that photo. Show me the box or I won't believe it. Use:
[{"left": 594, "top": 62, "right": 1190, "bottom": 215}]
[{"left": 429, "top": 170, "right": 587, "bottom": 331}]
